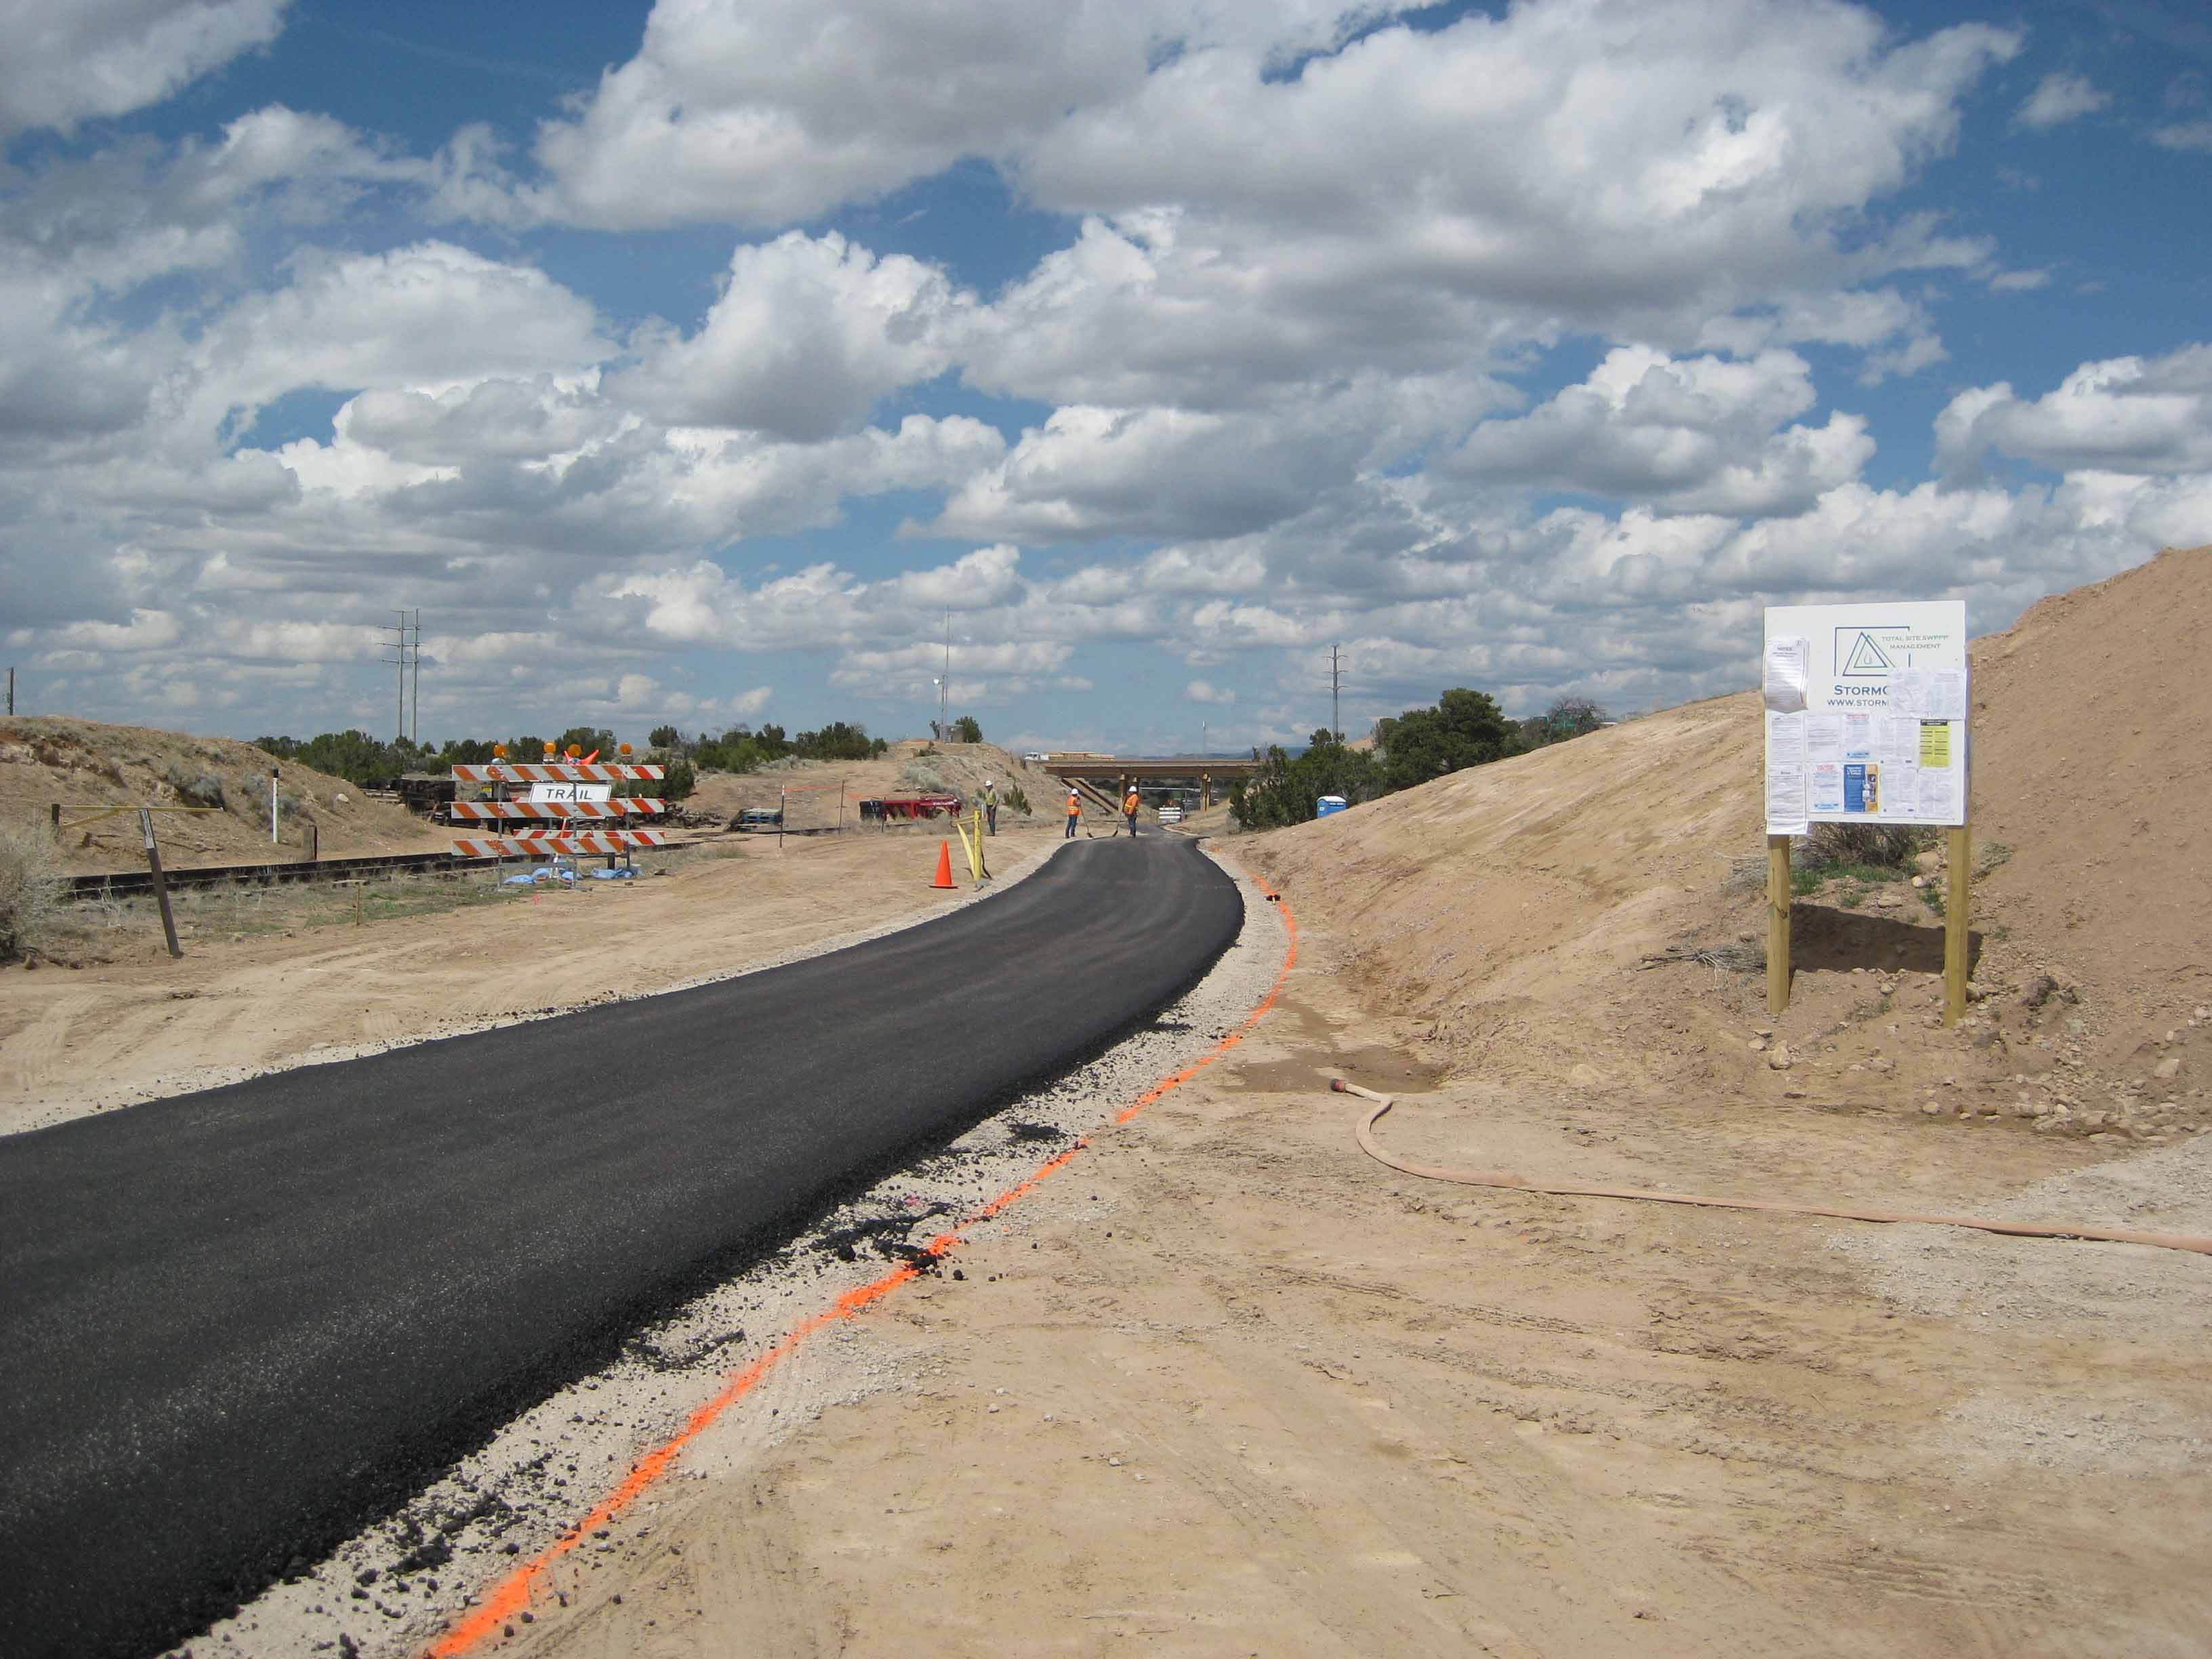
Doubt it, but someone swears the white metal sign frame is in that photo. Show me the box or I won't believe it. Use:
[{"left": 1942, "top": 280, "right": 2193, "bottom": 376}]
[{"left": 1761, "top": 599, "right": 1969, "bottom": 836}]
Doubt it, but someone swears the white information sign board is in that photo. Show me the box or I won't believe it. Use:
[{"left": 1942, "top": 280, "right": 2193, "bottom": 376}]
[
  {"left": 527, "top": 781, "right": 613, "bottom": 804},
  {"left": 1761, "top": 600, "right": 1967, "bottom": 835}
]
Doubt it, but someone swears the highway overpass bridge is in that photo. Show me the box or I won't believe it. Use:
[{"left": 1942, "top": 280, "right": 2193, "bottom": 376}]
[{"left": 1040, "top": 754, "right": 1262, "bottom": 809}]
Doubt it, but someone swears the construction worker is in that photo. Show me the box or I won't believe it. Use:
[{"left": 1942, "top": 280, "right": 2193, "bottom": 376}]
[
  {"left": 1065, "top": 787, "right": 1081, "bottom": 839},
  {"left": 982, "top": 780, "right": 998, "bottom": 836},
  {"left": 1122, "top": 785, "right": 1141, "bottom": 837}
]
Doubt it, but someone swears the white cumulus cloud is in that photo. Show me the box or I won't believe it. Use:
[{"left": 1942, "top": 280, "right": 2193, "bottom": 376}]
[
  {"left": 613, "top": 233, "right": 970, "bottom": 441},
  {"left": 2015, "top": 73, "right": 2110, "bottom": 129},
  {"left": 1936, "top": 345, "right": 2212, "bottom": 478},
  {"left": 0, "top": 0, "right": 287, "bottom": 137}
]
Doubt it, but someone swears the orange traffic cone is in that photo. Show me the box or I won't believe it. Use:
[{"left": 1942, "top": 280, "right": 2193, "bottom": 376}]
[{"left": 930, "top": 839, "right": 956, "bottom": 888}]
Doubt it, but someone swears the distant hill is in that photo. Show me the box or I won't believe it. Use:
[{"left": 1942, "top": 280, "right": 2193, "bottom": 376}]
[{"left": 0, "top": 717, "right": 445, "bottom": 872}]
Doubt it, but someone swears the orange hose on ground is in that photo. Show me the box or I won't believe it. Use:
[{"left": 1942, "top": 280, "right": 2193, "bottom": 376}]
[{"left": 1334, "top": 1080, "right": 2212, "bottom": 1257}]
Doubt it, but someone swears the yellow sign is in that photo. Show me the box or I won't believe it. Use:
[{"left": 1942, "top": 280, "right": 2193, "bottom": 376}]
[{"left": 1918, "top": 722, "right": 1951, "bottom": 769}]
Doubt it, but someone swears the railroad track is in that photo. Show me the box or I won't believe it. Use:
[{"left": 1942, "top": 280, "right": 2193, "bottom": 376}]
[
  {"left": 61, "top": 842, "right": 701, "bottom": 901},
  {"left": 64, "top": 849, "right": 466, "bottom": 900}
]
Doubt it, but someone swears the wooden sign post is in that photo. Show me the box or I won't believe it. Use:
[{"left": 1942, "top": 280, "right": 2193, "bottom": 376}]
[
  {"left": 1767, "top": 834, "right": 1792, "bottom": 1015},
  {"left": 1944, "top": 823, "right": 1972, "bottom": 1028}
]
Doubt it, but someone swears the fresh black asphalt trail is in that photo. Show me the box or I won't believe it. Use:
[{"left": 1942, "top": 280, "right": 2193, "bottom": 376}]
[{"left": 0, "top": 838, "right": 1244, "bottom": 1659}]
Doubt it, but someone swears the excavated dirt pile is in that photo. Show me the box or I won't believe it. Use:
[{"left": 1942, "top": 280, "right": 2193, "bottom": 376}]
[
  {"left": 0, "top": 716, "right": 443, "bottom": 872},
  {"left": 1245, "top": 544, "right": 2212, "bottom": 1147},
  {"left": 687, "top": 741, "right": 1070, "bottom": 827}
]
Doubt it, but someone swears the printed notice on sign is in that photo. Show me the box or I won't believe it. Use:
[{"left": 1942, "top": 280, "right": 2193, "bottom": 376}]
[
  {"left": 1764, "top": 710, "right": 1809, "bottom": 835},
  {"left": 1893, "top": 668, "right": 1966, "bottom": 722},
  {"left": 1763, "top": 634, "right": 1809, "bottom": 713},
  {"left": 1763, "top": 599, "right": 1967, "bottom": 829}
]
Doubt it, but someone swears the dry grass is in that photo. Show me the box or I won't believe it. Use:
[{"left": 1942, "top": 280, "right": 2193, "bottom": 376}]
[
  {"left": 1802, "top": 821, "right": 1933, "bottom": 869},
  {"left": 43, "top": 867, "right": 533, "bottom": 958},
  {"left": 0, "top": 824, "right": 64, "bottom": 959}
]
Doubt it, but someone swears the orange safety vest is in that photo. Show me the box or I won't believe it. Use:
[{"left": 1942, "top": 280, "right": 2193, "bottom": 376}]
[
  {"left": 1066, "top": 794, "right": 1080, "bottom": 816},
  {"left": 1123, "top": 792, "right": 1139, "bottom": 814}
]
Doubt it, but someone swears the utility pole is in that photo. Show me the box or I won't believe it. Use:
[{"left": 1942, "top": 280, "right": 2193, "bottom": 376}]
[
  {"left": 411, "top": 609, "right": 422, "bottom": 749},
  {"left": 941, "top": 610, "right": 951, "bottom": 743},
  {"left": 5, "top": 665, "right": 13, "bottom": 716},
  {"left": 380, "top": 610, "right": 420, "bottom": 745},
  {"left": 1329, "top": 643, "right": 1345, "bottom": 742}
]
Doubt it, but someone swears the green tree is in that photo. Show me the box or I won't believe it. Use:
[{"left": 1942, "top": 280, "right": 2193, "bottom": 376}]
[
  {"left": 432, "top": 737, "right": 499, "bottom": 768},
  {"left": 1546, "top": 695, "right": 1608, "bottom": 737},
  {"left": 655, "top": 756, "right": 697, "bottom": 800},
  {"left": 793, "top": 720, "right": 877, "bottom": 760},
  {"left": 649, "top": 724, "right": 681, "bottom": 751},
  {"left": 258, "top": 729, "right": 404, "bottom": 785},
  {"left": 1230, "top": 730, "right": 1378, "bottom": 829},
  {"left": 1517, "top": 695, "right": 1610, "bottom": 751},
  {"left": 693, "top": 726, "right": 764, "bottom": 772},
  {"left": 952, "top": 714, "right": 983, "bottom": 743},
  {"left": 756, "top": 722, "right": 790, "bottom": 759},
  {"left": 556, "top": 726, "right": 618, "bottom": 758},
  {"left": 1376, "top": 688, "right": 1515, "bottom": 794}
]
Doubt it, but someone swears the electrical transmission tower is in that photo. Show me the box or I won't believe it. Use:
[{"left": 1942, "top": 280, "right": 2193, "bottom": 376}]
[
  {"left": 380, "top": 609, "right": 422, "bottom": 745},
  {"left": 1328, "top": 642, "right": 1345, "bottom": 742}
]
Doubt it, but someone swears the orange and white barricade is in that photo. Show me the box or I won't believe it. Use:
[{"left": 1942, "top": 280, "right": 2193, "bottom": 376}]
[
  {"left": 451, "top": 830, "right": 672, "bottom": 859},
  {"left": 446, "top": 799, "right": 667, "bottom": 822}
]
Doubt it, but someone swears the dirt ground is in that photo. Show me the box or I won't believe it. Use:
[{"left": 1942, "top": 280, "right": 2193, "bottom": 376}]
[
  {"left": 474, "top": 897, "right": 2211, "bottom": 1659},
  {"left": 685, "top": 741, "right": 1078, "bottom": 830}
]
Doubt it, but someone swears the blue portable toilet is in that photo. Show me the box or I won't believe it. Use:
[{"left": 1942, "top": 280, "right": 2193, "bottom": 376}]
[{"left": 1315, "top": 794, "right": 1349, "bottom": 818}]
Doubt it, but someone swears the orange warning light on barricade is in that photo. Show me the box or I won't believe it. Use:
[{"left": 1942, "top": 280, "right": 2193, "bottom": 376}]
[{"left": 492, "top": 743, "right": 507, "bottom": 758}]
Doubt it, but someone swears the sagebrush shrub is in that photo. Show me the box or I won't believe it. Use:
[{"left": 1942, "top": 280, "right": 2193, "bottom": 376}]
[
  {"left": 1801, "top": 821, "right": 1932, "bottom": 869},
  {"left": 0, "top": 825, "right": 63, "bottom": 960}
]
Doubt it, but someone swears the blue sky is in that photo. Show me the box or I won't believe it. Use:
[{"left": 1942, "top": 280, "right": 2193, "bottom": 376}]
[{"left": 1, "top": 0, "right": 2207, "bottom": 755}]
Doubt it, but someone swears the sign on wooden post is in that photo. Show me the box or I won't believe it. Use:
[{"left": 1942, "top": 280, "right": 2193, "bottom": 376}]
[{"left": 1761, "top": 601, "right": 1971, "bottom": 1023}]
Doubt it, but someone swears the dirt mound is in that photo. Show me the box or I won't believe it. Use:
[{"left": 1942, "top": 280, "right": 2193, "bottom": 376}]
[
  {"left": 687, "top": 743, "right": 1070, "bottom": 827},
  {"left": 1244, "top": 545, "right": 2211, "bottom": 1145},
  {"left": 0, "top": 717, "right": 444, "bottom": 872},
  {"left": 1971, "top": 546, "right": 2212, "bottom": 1022}
]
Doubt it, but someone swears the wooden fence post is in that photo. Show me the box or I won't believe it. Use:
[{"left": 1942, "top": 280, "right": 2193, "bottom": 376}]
[{"left": 139, "top": 808, "right": 182, "bottom": 958}]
